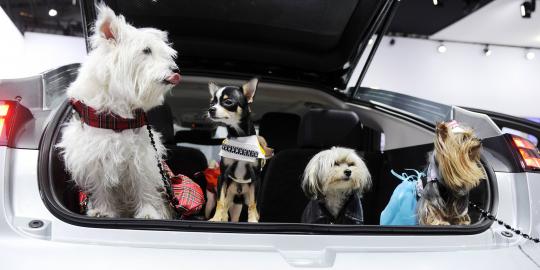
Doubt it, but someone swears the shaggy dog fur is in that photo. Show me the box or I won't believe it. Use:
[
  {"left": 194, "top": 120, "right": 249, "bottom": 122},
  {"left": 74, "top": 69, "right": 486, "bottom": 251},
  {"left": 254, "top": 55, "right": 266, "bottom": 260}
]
[
  {"left": 417, "top": 122, "right": 486, "bottom": 225},
  {"left": 301, "top": 147, "right": 371, "bottom": 221},
  {"left": 57, "top": 4, "right": 180, "bottom": 219}
]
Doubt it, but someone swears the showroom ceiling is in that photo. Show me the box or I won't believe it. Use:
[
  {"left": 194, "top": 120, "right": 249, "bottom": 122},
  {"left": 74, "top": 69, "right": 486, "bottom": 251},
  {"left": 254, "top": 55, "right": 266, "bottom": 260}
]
[
  {"left": 432, "top": 0, "right": 540, "bottom": 48},
  {"left": 388, "top": 0, "right": 493, "bottom": 37},
  {"left": 0, "top": 0, "right": 83, "bottom": 36},
  {"left": 0, "top": 0, "right": 512, "bottom": 43}
]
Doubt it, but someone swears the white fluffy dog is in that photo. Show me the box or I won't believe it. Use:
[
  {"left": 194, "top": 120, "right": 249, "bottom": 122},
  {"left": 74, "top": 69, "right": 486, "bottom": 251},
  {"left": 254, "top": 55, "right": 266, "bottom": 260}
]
[
  {"left": 301, "top": 147, "right": 371, "bottom": 224},
  {"left": 57, "top": 4, "right": 180, "bottom": 219}
]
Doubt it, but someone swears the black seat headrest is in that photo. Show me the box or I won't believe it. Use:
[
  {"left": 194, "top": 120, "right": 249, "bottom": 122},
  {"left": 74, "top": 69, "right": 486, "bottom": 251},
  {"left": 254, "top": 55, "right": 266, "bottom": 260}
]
[
  {"left": 298, "top": 109, "right": 363, "bottom": 149},
  {"left": 259, "top": 112, "right": 301, "bottom": 153},
  {"left": 146, "top": 103, "right": 175, "bottom": 144}
]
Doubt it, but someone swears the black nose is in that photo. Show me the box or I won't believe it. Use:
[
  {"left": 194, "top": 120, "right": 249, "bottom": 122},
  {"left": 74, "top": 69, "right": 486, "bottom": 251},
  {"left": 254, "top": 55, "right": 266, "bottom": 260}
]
[
  {"left": 344, "top": 169, "right": 351, "bottom": 177},
  {"left": 208, "top": 107, "right": 216, "bottom": 115},
  {"left": 171, "top": 68, "right": 180, "bottom": 73}
]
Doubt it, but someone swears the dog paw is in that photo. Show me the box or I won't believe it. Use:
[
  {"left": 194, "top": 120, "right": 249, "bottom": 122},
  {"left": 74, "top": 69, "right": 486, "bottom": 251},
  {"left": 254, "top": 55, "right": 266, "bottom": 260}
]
[
  {"left": 208, "top": 216, "right": 222, "bottom": 222},
  {"left": 135, "top": 204, "right": 164, "bottom": 219},
  {"left": 209, "top": 213, "right": 228, "bottom": 222},
  {"left": 247, "top": 213, "right": 259, "bottom": 223},
  {"left": 87, "top": 209, "right": 114, "bottom": 218}
]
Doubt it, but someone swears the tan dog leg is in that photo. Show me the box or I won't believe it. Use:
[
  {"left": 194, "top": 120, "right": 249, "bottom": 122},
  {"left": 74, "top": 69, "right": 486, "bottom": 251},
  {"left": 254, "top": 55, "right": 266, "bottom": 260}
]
[
  {"left": 246, "top": 184, "right": 259, "bottom": 222},
  {"left": 209, "top": 187, "right": 231, "bottom": 222}
]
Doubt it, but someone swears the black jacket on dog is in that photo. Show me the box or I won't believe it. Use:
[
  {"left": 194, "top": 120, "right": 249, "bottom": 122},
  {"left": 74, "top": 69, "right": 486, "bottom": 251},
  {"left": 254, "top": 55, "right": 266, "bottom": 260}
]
[{"left": 301, "top": 193, "right": 364, "bottom": 224}]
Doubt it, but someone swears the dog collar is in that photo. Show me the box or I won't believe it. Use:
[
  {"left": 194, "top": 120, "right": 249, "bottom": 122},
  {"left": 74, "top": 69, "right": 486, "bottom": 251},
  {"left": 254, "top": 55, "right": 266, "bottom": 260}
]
[
  {"left": 70, "top": 99, "right": 147, "bottom": 131},
  {"left": 219, "top": 135, "right": 269, "bottom": 162}
]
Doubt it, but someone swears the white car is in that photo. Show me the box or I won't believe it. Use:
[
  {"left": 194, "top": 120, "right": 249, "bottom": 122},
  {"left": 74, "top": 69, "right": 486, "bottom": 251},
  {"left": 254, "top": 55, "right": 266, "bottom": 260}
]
[{"left": 1, "top": 0, "right": 539, "bottom": 268}]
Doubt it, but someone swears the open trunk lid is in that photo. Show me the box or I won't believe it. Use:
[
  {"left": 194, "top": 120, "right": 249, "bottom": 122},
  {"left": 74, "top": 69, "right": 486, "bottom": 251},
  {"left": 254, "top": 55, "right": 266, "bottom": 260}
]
[{"left": 81, "top": 0, "right": 398, "bottom": 89}]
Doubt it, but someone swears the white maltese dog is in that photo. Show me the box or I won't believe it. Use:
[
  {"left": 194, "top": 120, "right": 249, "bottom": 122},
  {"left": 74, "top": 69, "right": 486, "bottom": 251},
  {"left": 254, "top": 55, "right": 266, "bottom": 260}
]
[
  {"left": 301, "top": 147, "right": 371, "bottom": 224},
  {"left": 57, "top": 4, "right": 180, "bottom": 219}
]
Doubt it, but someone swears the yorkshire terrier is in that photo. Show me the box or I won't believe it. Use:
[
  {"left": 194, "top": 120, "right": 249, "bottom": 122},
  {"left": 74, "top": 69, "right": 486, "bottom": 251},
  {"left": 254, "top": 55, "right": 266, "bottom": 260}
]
[
  {"left": 207, "top": 78, "right": 272, "bottom": 222},
  {"left": 417, "top": 121, "right": 486, "bottom": 225},
  {"left": 301, "top": 147, "right": 371, "bottom": 224}
]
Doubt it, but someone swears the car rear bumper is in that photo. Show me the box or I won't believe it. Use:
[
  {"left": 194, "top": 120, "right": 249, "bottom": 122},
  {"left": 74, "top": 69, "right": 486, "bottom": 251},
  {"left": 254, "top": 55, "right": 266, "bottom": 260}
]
[
  {"left": 1, "top": 146, "right": 539, "bottom": 268},
  {"left": 0, "top": 235, "right": 538, "bottom": 269}
]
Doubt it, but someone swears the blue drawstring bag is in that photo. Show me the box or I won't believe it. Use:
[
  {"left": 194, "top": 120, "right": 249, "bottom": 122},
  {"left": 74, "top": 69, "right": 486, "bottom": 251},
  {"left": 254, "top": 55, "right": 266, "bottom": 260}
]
[{"left": 380, "top": 169, "right": 424, "bottom": 226}]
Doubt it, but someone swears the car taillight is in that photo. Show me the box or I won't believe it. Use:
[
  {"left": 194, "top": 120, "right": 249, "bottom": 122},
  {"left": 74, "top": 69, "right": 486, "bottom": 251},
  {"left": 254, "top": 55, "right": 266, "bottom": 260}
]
[
  {"left": 511, "top": 135, "right": 540, "bottom": 171},
  {"left": 0, "top": 104, "right": 8, "bottom": 135},
  {"left": 0, "top": 100, "right": 33, "bottom": 147}
]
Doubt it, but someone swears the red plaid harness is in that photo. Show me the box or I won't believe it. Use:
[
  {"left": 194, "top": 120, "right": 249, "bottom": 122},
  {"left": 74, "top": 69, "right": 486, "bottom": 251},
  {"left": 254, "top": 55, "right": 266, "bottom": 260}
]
[
  {"left": 70, "top": 99, "right": 147, "bottom": 131},
  {"left": 71, "top": 99, "right": 204, "bottom": 218}
]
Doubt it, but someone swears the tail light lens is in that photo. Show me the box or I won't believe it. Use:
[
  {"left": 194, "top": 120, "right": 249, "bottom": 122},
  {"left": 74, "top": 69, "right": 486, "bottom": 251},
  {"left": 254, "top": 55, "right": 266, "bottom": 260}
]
[
  {"left": 0, "top": 100, "right": 33, "bottom": 147},
  {"left": 511, "top": 135, "right": 540, "bottom": 171}
]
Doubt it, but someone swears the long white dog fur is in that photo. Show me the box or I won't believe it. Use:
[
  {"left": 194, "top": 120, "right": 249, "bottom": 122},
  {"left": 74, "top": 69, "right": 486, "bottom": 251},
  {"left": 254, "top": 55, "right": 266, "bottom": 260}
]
[
  {"left": 302, "top": 147, "right": 371, "bottom": 217},
  {"left": 57, "top": 4, "right": 179, "bottom": 219}
]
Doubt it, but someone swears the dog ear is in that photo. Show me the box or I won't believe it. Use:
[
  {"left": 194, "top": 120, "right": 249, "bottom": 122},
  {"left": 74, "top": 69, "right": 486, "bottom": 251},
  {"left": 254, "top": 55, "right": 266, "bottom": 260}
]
[
  {"left": 302, "top": 153, "right": 323, "bottom": 199},
  {"left": 242, "top": 78, "right": 259, "bottom": 103},
  {"left": 468, "top": 138, "right": 482, "bottom": 161},
  {"left": 208, "top": 82, "right": 219, "bottom": 96},
  {"left": 95, "top": 3, "right": 121, "bottom": 42},
  {"left": 436, "top": 122, "right": 449, "bottom": 141}
]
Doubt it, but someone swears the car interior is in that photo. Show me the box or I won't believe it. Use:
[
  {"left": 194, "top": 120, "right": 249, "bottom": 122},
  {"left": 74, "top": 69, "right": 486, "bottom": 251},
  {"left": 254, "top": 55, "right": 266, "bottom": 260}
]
[{"left": 47, "top": 76, "right": 492, "bottom": 227}]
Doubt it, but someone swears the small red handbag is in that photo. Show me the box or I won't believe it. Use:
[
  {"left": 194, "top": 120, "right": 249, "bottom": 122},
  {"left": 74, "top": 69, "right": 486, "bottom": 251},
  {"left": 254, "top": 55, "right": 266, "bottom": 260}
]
[
  {"left": 79, "top": 163, "right": 205, "bottom": 219},
  {"left": 162, "top": 162, "right": 205, "bottom": 219},
  {"left": 169, "top": 173, "right": 205, "bottom": 218}
]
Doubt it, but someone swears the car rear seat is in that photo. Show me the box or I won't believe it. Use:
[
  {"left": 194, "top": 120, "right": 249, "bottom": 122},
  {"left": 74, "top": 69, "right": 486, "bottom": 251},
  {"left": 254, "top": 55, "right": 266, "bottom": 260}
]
[
  {"left": 146, "top": 103, "right": 208, "bottom": 179},
  {"left": 259, "top": 109, "right": 381, "bottom": 224},
  {"left": 258, "top": 112, "right": 301, "bottom": 154}
]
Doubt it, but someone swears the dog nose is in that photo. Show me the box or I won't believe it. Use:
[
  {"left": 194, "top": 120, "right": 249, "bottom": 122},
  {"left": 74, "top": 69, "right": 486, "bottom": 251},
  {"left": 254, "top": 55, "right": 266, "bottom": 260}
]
[
  {"left": 208, "top": 107, "right": 216, "bottom": 116},
  {"left": 344, "top": 169, "right": 352, "bottom": 177},
  {"left": 171, "top": 68, "right": 180, "bottom": 74}
]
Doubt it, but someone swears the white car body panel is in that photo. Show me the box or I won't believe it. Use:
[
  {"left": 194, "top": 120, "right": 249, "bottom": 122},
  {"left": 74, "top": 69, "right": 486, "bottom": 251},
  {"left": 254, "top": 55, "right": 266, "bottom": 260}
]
[{"left": 1, "top": 147, "right": 539, "bottom": 268}]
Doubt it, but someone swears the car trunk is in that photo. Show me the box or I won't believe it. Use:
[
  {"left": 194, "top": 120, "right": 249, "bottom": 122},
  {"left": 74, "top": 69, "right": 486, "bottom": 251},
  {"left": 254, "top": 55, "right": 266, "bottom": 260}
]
[
  {"left": 36, "top": 0, "right": 496, "bottom": 234},
  {"left": 37, "top": 75, "right": 496, "bottom": 234}
]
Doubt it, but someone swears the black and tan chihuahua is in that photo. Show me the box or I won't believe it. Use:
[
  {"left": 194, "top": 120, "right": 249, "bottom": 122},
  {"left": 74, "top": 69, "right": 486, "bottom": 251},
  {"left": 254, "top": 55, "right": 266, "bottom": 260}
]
[{"left": 207, "top": 78, "right": 272, "bottom": 222}]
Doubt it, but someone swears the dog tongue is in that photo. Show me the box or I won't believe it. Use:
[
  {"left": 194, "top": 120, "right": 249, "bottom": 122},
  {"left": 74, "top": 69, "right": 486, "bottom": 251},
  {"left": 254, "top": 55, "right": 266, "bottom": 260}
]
[{"left": 165, "top": 73, "right": 181, "bottom": 85}]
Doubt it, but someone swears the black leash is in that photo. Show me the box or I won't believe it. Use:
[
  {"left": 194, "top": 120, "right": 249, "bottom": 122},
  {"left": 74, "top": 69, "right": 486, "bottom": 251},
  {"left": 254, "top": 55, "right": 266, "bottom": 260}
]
[
  {"left": 146, "top": 124, "right": 181, "bottom": 218},
  {"left": 469, "top": 202, "right": 540, "bottom": 243}
]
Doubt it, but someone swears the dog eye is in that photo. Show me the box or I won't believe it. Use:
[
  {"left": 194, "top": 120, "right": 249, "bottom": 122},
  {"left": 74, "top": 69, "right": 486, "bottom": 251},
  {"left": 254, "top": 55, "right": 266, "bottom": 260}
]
[
  {"left": 348, "top": 162, "right": 355, "bottom": 166},
  {"left": 222, "top": 99, "right": 234, "bottom": 106},
  {"left": 142, "top": 47, "right": 152, "bottom": 54},
  {"left": 334, "top": 162, "right": 340, "bottom": 166}
]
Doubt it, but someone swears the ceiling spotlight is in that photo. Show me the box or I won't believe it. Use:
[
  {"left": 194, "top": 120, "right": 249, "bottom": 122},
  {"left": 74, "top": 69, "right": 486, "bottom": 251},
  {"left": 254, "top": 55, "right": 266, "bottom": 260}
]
[
  {"left": 437, "top": 43, "right": 447, "bottom": 53},
  {"left": 526, "top": 50, "right": 535, "bottom": 60},
  {"left": 433, "top": 0, "right": 443, "bottom": 7},
  {"left": 48, "top": 9, "right": 58, "bottom": 17},
  {"left": 521, "top": 1, "right": 536, "bottom": 18},
  {"left": 483, "top": 45, "right": 492, "bottom": 56}
]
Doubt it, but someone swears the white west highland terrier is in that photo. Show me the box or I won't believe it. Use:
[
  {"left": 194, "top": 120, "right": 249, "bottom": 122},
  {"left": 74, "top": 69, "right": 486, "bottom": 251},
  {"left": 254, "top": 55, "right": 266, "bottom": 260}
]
[{"left": 57, "top": 4, "right": 180, "bottom": 219}]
